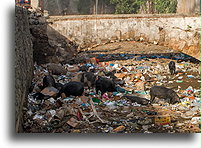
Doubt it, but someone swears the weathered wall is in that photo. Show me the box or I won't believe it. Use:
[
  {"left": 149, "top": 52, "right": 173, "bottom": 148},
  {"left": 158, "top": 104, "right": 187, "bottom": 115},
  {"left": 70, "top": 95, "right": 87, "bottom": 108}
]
[
  {"left": 31, "top": 0, "right": 39, "bottom": 9},
  {"left": 15, "top": 6, "right": 34, "bottom": 132},
  {"left": 47, "top": 14, "right": 200, "bottom": 60},
  {"left": 177, "top": 0, "right": 200, "bottom": 14}
]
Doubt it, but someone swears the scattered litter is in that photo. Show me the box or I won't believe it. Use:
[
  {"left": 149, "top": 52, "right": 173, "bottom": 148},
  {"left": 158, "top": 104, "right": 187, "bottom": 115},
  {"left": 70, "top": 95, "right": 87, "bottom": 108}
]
[
  {"left": 67, "top": 117, "right": 79, "bottom": 127},
  {"left": 187, "top": 75, "right": 194, "bottom": 78},
  {"left": 24, "top": 49, "right": 200, "bottom": 133},
  {"left": 155, "top": 116, "right": 171, "bottom": 125},
  {"left": 41, "top": 87, "right": 59, "bottom": 97},
  {"left": 113, "top": 125, "right": 126, "bottom": 133}
]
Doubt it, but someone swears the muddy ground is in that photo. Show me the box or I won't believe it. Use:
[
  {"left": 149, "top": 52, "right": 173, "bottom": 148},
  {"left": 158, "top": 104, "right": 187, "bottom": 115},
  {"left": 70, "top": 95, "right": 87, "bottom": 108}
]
[{"left": 23, "top": 41, "right": 200, "bottom": 133}]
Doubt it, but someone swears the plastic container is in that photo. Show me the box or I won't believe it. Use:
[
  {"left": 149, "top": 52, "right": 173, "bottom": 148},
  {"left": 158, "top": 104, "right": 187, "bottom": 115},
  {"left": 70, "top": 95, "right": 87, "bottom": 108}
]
[{"left": 155, "top": 116, "right": 171, "bottom": 125}]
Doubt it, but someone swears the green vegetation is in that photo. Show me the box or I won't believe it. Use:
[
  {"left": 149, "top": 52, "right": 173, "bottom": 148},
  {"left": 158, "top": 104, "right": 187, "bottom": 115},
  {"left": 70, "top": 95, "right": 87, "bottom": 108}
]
[
  {"left": 110, "top": 0, "right": 143, "bottom": 14},
  {"left": 154, "top": 0, "right": 177, "bottom": 13},
  {"left": 77, "top": 0, "right": 178, "bottom": 14},
  {"left": 109, "top": 0, "right": 177, "bottom": 14}
]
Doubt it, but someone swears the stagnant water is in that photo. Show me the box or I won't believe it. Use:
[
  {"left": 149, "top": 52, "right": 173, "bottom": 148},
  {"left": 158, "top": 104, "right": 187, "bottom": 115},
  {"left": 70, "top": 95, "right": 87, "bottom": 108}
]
[
  {"left": 69, "top": 51, "right": 200, "bottom": 65},
  {"left": 94, "top": 53, "right": 200, "bottom": 63}
]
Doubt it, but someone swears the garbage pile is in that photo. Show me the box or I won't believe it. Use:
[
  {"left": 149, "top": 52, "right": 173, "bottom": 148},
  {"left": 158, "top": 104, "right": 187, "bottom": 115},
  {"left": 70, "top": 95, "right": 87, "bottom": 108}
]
[{"left": 23, "top": 57, "right": 200, "bottom": 133}]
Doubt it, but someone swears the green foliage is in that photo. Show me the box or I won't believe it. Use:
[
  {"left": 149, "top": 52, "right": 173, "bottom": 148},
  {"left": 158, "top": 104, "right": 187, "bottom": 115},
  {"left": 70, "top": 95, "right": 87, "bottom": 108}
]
[
  {"left": 110, "top": 0, "right": 143, "bottom": 14},
  {"left": 110, "top": 0, "right": 178, "bottom": 14},
  {"left": 154, "top": 0, "right": 177, "bottom": 13}
]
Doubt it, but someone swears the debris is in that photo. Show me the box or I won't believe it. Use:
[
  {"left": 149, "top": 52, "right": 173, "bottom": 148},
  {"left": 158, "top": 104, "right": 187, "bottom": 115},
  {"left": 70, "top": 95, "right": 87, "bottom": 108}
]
[
  {"left": 41, "top": 87, "right": 59, "bottom": 97},
  {"left": 72, "top": 129, "right": 81, "bottom": 133},
  {"left": 90, "top": 57, "right": 98, "bottom": 65},
  {"left": 123, "top": 95, "right": 149, "bottom": 105},
  {"left": 176, "top": 80, "right": 183, "bottom": 83},
  {"left": 90, "top": 99, "right": 107, "bottom": 123},
  {"left": 155, "top": 116, "right": 171, "bottom": 125},
  {"left": 55, "top": 109, "right": 65, "bottom": 120},
  {"left": 137, "top": 118, "right": 153, "bottom": 125},
  {"left": 67, "top": 117, "right": 79, "bottom": 128},
  {"left": 67, "top": 65, "right": 79, "bottom": 72},
  {"left": 102, "top": 93, "right": 110, "bottom": 100},
  {"left": 112, "top": 125, "right": 126, "bottom": 133},
  {"left": 92, "top": 97, "right": 101, "bottom": 104},
  {"left": 24, "top": 44, "right": 200, "bottom": 133},
  {"left": 135, "top": 81, "right": 145, "bottom": 91},
  {"left": 187, "top": 75, "right": 194, "bottom": 78}
]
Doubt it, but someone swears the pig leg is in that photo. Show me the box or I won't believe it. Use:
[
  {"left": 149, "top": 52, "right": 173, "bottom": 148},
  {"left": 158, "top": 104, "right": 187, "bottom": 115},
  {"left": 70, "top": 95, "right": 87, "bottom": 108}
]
[
  {"left": 150, "top": 95, "right": 155, "bottom": 103},
  {"left": 173, "top": 69, "right": 176, "bottom": 74},
  {"left": 170, "top": 70, "right": 173, "bottom": 75},
  {"left": 168, "top": 98, "right": 171, "bottom": 104},
  {"left": 96, "top": 87, "right": 99, "bottom": 95},
  {"left": 87, "top": 82, "right": 92, "bottom": 90}
]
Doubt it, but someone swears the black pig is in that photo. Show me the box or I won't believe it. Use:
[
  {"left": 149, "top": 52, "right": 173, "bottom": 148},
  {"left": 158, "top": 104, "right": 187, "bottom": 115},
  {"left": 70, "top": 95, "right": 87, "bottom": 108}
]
[
  {"left": 81, "top": 72, "right": 97, "bottom": 89},
  {"left": 55, "top": 83, "right": 64, "bottom": 97},
  {"left": 168, "top": 61, "right": 176, "bottom": 75},
  {"left": 150, "top": 86, "right": 180, "bottom": 104},
  {"left": 62, "top": 81, "right": 84, "bottom": 97},
  {"left": 104, "top": 70, "right": 117, "bottom": 79},
  {"left": 43, "top": 75, "right": 56, "bottom": 88},
  {"left": 95, "top": 76, "right": 116, "bottom": 95}
]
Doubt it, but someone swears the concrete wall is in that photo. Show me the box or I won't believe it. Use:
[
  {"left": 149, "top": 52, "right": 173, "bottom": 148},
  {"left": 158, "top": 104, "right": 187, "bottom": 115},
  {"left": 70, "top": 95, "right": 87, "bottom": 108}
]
[
  {"left": 15, "top": 6, "right": 34, "bottom": 132},
  {"left": 177, "top": 0, "right": 200, "bottom": 14},
  {"left": 31, "top": 0, "right": 39, "bottom": 9},
  {"left": 47, "top": 14, "right": 200, "bottom": 60}
]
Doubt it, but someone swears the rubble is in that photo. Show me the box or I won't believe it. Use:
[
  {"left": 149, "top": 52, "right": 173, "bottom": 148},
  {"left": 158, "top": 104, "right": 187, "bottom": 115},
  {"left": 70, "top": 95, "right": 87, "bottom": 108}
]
[{"left": 23, "top": 43, "right": 200, "bottom": 133}]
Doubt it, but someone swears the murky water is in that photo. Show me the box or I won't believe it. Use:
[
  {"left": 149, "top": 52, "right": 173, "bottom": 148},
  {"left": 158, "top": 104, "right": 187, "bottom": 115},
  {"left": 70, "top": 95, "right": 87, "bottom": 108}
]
[{"left": 92, "top": 53, "right": 200, "bottom": 63}]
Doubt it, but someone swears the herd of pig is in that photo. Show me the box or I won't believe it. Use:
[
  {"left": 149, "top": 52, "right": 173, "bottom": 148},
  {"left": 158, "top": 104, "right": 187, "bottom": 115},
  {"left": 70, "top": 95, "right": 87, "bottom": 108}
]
[{"left": 30, "top": 61, "right": 181, "bottom": 105}]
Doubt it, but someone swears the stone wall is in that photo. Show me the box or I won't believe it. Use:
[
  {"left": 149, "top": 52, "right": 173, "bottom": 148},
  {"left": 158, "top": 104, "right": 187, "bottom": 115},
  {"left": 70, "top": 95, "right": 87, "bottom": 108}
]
[
  {"left": 47, "top": 14, "right": 200, "bottom": 60},
  {"left": 29, "top": 10, "right": 78, "bottom": 65},
  {"left": 15, "top": 6, "right": 34, "bottom": 132}
]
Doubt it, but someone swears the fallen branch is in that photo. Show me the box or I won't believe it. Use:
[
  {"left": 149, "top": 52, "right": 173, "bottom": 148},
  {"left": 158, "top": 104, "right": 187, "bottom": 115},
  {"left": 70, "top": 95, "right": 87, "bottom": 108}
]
[{"left": 89, "top": 99, "right": 107, "bottom": 123}]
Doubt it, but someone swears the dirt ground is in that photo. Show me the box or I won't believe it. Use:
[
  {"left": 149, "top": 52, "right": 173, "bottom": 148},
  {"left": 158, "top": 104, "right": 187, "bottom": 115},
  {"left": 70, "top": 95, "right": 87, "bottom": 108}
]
[{"left": 86, "top": 41, "right": 177, "bottom": 54}]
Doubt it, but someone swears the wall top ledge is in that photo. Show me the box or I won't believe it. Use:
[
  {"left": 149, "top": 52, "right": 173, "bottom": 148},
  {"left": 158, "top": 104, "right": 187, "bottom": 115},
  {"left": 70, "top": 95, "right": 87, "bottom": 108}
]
[{"left": 47, "top": 14, "right": 200, "bottom": 22}]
